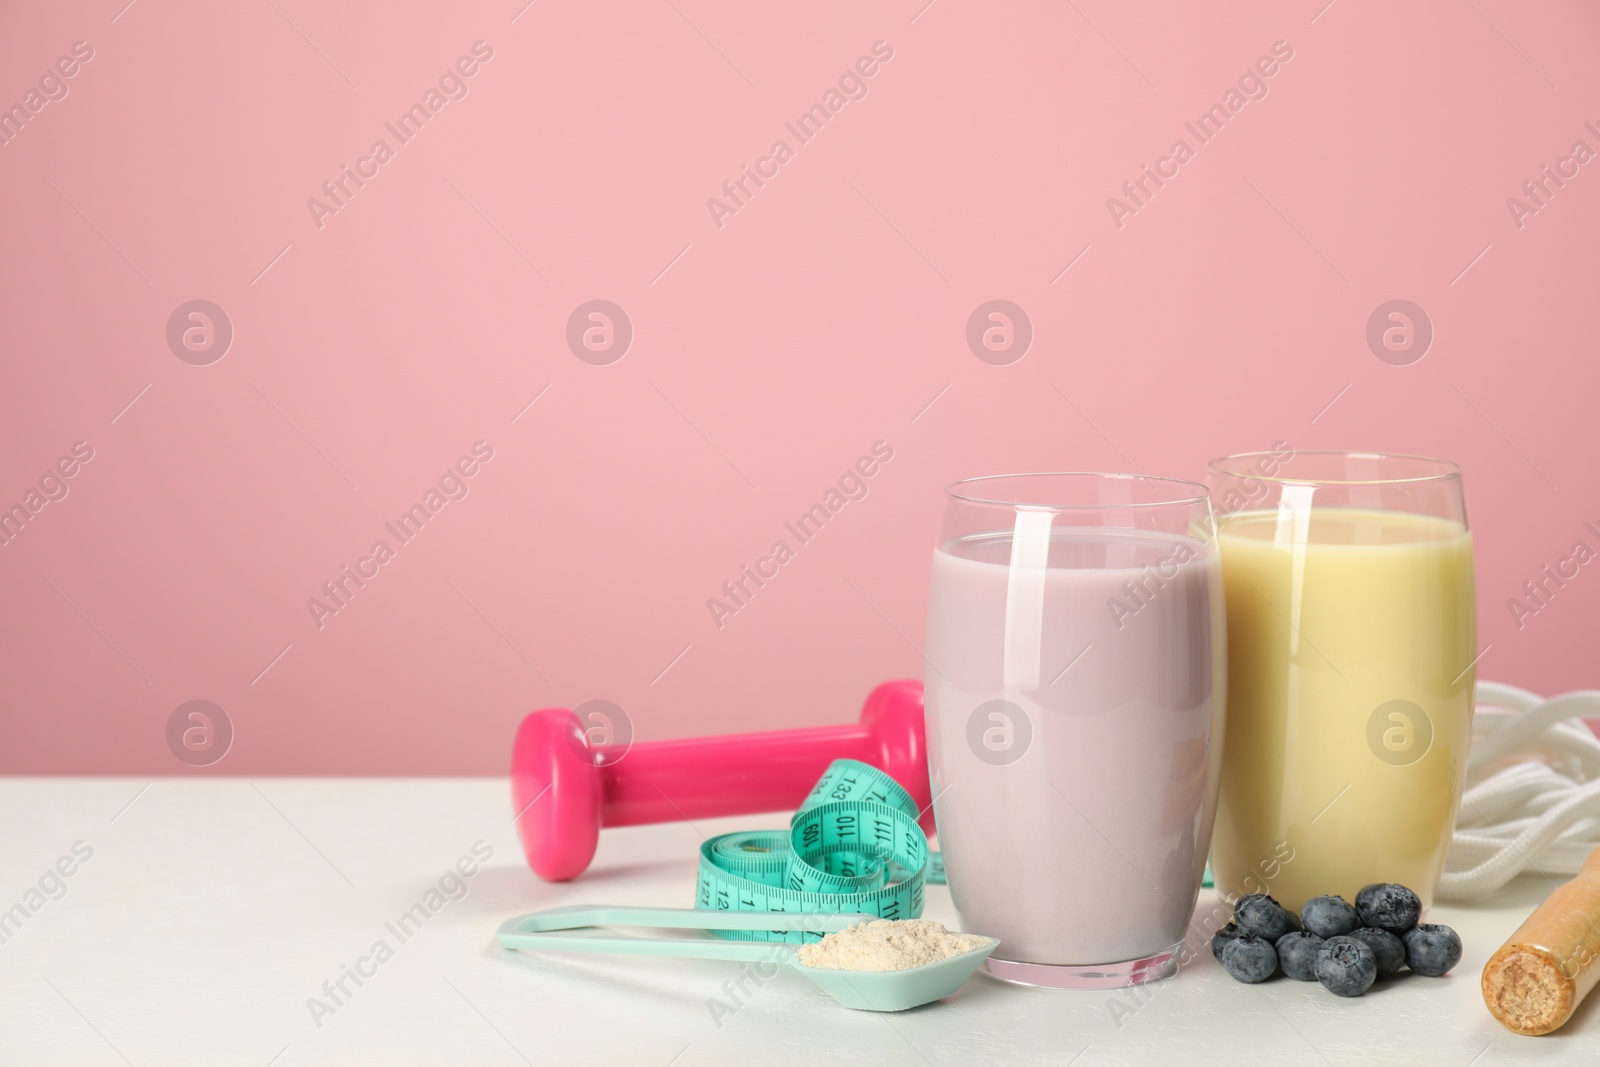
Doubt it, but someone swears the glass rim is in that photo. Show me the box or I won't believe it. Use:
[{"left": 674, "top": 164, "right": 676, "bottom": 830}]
[
  {"left": 942, "top": 471, "right": 1211, "bottom": 510},
  {"left": 1207, "top": 449, "right": 1461, "bottom": 487}
]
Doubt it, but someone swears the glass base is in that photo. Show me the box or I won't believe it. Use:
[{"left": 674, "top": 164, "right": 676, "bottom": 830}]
[{"left": 982, "top": 942, "right": 1183, "bottom": 990}]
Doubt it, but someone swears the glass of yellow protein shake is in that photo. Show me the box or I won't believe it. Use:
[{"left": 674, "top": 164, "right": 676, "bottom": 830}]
[{"left": 1207, "top": 450, "right": 1475, "bottom": 913}]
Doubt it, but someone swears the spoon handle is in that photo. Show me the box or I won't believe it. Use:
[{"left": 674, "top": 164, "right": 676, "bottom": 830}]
[
  {"left": 496, "top": 905, "right": 872, "bottom": 963},
  {"left": 500, "top": 929, "right": 790, "bottom": 963}
]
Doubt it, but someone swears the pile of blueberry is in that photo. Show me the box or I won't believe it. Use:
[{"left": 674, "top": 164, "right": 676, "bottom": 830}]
[{"left": 1212, "top": 883, "right": 1462, "bottom": 997}]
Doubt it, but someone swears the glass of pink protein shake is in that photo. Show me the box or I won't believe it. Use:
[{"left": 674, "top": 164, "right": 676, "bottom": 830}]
[{"left": 924, "top": 473, "right": 1226, "bottom": 988}]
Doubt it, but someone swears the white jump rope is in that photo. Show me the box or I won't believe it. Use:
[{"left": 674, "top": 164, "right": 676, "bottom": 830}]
[{"left": 1440, "top": 681, "right": 1600, "bottom": 900}]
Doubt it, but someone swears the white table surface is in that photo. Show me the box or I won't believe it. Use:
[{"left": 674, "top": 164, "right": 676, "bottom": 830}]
[{"left": 2, "top": 778, "right": 1595, "bottom": 1066}]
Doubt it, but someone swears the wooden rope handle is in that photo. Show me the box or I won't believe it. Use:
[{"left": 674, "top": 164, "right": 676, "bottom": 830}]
[{"left": 1483, "top": 844, "right": 1600, "bottom": 1035}]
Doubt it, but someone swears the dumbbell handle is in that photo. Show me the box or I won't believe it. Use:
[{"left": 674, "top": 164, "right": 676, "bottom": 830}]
[{"left": 605, "top": 719, "right": 917, "bottom": 827}]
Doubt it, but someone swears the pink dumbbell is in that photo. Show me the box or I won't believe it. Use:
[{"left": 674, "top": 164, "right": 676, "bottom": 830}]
[{"left": 511, "top": 679, "right": 930, "bottom": 882}]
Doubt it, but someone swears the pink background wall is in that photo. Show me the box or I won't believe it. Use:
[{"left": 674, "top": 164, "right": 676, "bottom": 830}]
[{"left": 2, "top": 0, "right": 1596, "bottom": 774}]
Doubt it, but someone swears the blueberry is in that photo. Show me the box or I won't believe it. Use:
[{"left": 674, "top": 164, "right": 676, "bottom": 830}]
[
  {"left": 1211, "top": 922, "right": 1244, "bottom": 961},
  {"left": 1301, "top": 895, "right": 1360, "bottom": 939},
  {"left": 1316, "top": 935, "right": 1378, "bottom": 997},
  {"left": 1355, "top": 883, "right": 1421, "bottom": 933},
  {"left": 1234, "top": 893, "right": 1291, "bottom": 942},
  {"left": 1348, "top": 927, "right": 1405, "bottom": 979},
  {"left": 1221, "top": 935, "right": 1279, "bottom": 983},
  {"left": 1402, "top": 923, "right": 1463, "bottom": 977},
  {"left": 1282, "top": 908, "right": 1303, "bottom": 933},
  {"left": 1275, "top": 930, "right": 1324, "bottom": 982}
]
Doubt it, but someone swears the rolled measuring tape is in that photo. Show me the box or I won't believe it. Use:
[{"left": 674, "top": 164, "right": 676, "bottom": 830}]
[{"left": 695, "top": 758, "right": 941, "bottom": 942}]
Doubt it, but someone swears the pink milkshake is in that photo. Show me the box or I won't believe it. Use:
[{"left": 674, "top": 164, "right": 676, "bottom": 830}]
[{"left": 923, "top": 474, "right": 1226, "bottom": 988}]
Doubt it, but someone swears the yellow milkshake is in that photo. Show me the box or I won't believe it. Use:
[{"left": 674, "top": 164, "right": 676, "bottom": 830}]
[{"left": 1212, "top": 508, "right": 1476, "bottom": 912}]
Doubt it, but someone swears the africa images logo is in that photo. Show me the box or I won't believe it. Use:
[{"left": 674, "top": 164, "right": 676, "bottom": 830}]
[
  {"left": 705, "top": 40, "right": 895, "bottom": 229},
  {"left": 1105, "top": 40, "right": 1295, "bottom": 228},
  {"left": 305, "top": 442, "right": 494, "bottom": 629},
  {"left": 705, "top": 441, "right": 894, "bottom": 629},
  {"left": 305, "top": 42, "right": 495, "bottom": 229},
  {"left": 0, "top": 40, "right": 94, "bottom": 149}
]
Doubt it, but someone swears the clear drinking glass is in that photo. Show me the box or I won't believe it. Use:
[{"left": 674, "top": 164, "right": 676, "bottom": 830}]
[
  {"left": 923, "top": 473, "right": 1227, "bottom": 988},
  {"left": 1207, "top": 450, "right": 1475, "bottom": 913}
]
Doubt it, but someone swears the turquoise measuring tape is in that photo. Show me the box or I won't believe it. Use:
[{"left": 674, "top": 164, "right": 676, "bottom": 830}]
[{"left": 694, "top": 759, "right": 943, "bottom": 942}]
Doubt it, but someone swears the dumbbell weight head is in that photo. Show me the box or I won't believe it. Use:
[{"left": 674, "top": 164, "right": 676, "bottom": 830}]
[
  {"left": 511, "top": 708, "right": 603, "bottom": 883},
  {"left": 857, "top": 679, "right": 932, "bottom": 824}
]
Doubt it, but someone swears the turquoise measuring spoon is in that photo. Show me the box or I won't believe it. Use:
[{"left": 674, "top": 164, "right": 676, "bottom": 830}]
[{"left": 495, "top": 905, "right": 998, "bottom": 1012}]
